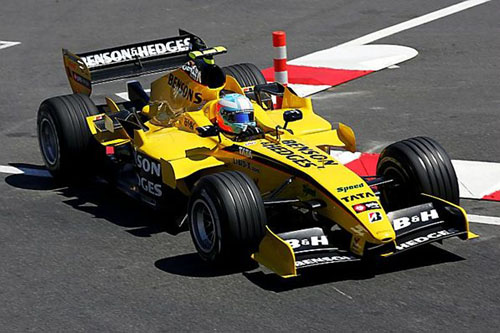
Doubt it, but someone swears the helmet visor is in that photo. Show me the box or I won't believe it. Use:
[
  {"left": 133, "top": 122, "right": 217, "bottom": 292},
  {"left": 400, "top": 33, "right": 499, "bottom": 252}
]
[{"left": 233, "top": 111, "right": 253, "bottom": 123}]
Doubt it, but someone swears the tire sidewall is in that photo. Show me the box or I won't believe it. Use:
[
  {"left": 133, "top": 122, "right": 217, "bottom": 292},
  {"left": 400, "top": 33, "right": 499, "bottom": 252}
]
[
  {"left": 37, "top": 94, "right": 99, "bottom": 178},
  {"left": 187, "top": 171, "right": 266, "bottom": 264}
]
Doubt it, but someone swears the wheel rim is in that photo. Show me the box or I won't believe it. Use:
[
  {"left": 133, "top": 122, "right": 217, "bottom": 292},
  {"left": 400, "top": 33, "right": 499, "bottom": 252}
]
[
  {"left": 39, "top": 117, "right": 60, "bottom": 166},
  {"left": 382, "top": 165, "right": 411, "bottom": 207},
  {"left": 191, "top": 199, "right": 217, "bottom": 253}
]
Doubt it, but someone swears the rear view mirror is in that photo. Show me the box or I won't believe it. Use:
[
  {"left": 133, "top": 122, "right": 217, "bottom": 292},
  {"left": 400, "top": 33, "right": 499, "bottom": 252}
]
[
  {"left": 253, "top": 82, "right": 285, "bottom": 110},
  {"left": 196, "top": 125, "right": 219, "bottom": 137},
  {"left": 283, "top": 109, "right": 303, "bottom": 129}
]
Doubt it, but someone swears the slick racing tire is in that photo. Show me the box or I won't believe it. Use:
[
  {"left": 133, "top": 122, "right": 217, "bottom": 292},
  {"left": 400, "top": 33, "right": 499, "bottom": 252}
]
[
  {"left": 222, "top": 63, "right": 266, "bottom": 88},
  {"left": 376, "top": 136, "right": 459, "bottom": 211},
  {"left": 188, "top": 171, "right": 267, "bottom": 263},
  {"left": 37, "top": 93, "right": 100, "bottom": 178}
]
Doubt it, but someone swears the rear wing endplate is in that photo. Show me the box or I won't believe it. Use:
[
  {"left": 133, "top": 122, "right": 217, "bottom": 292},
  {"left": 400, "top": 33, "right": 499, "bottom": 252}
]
[{"left": 62, "top": 29, "right": 206, "bottom": 95}]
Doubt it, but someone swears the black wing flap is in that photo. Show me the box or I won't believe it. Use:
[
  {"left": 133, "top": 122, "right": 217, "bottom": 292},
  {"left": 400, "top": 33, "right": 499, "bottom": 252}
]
[
  {"left": 368, "top": 199, "right": 469, "bottom": 256},
  {"left": 278, "top": 228, "right": 360, "bottom": 270}
]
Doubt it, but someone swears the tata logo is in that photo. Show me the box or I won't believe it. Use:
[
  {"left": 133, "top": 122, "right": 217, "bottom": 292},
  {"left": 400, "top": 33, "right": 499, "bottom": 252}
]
[
  {"left": 340, "top": 192, "right": 375, "bottom": 203},
  {"left": 238, "top": 146, "right": 252, "bottom": 158}
]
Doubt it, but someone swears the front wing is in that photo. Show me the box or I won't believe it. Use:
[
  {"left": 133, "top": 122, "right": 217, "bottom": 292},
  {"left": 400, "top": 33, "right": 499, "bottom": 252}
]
[{"left": 252, "top": 194, "right": 477, "bottom": 278}]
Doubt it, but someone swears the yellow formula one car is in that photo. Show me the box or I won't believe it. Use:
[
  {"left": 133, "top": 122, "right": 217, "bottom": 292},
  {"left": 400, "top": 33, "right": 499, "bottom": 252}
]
[{"left": 37, "top": 30, "right": 477, "bottom": 277}]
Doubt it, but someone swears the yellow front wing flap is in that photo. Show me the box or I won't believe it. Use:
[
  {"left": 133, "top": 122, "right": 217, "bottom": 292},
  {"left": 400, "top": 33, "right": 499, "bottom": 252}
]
[
  {"left": 421, "top": 193, "right": 479, "bottom": 239},
  {"left": 252, "top": 226, "right": 297, "bottom": 278}
]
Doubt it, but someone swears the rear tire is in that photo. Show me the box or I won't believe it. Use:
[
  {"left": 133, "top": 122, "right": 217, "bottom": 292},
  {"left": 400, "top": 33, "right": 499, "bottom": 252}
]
[
  {"left": 376, "top": 136, "right": 459, "bottom": 211},
  {"left": 188, "top": 171, "right": 267, "bottom": 263},
  {"left": 37, "top": 93, "right": 100, "bottom": 179},
  {"left": 222, "top": 63, "right": 266, "bottom": 88}
]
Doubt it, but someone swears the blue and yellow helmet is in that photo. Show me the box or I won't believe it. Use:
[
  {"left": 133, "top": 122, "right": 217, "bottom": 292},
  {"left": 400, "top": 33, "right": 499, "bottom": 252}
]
[{"left": 216, "top": 93, "right": 256, "bottom": 134}]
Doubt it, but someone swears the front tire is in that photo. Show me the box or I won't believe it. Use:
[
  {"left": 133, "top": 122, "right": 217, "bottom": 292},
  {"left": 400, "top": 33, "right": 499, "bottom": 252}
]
[
  {"left": 188, "top": 171, "right": 267, "bottom": 263},
  {"left": 376, "top": 136, "right": 459, "bottom": 211},
  {"left": 37, "top": 93, "right": 100, "bottom": 178}
]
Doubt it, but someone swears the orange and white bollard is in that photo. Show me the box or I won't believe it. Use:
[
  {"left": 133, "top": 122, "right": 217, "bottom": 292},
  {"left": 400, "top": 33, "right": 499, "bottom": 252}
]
[{"left": 272, "top": 31, "right": 287, "bottom": 108}]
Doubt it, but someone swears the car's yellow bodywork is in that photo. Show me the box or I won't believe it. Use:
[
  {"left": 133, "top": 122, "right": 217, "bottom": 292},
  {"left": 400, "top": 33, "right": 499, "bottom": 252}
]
[{"left": 69, "top": 45, "right": 473, "bottom": 277}]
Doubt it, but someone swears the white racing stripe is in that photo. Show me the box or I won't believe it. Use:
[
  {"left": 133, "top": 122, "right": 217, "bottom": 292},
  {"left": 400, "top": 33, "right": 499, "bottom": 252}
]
[{"left": 336, "top": 0, "right": 491, "bottom": 47}]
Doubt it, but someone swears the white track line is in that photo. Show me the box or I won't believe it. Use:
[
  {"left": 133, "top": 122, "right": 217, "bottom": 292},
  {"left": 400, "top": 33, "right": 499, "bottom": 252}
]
[
  {"left": 1, "top": 164, "right": 498, "bottom": 224},
  {"left": 337, "top": 0, "right": 491, "bottom": 48},
  {"left": 468, "top": 214, "right": 500, "bottom": 226},
  {"left": 0, "top": 165, "right": 51, "bottom": 178},
  {"left": 0, "top": 40, "right": 21, "bottom": 50}
]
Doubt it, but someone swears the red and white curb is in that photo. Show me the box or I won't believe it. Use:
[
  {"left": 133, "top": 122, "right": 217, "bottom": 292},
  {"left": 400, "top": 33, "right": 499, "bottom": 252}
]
[
  {"left": 330, "top": 151, "right": 500, "bottom": 202},
  {"left": 261, "top": 0, "right": 492, "bottom": 97},
  {"left": 262, "top": 45, "right": 418, "bottom": 97}
]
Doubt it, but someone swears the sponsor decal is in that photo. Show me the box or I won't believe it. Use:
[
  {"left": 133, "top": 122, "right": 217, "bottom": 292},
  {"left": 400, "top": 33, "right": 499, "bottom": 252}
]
[
  {"left": 135, "top": 153, "right": 161, "bottom": 178},
  {"left": 352, "top": 201, "right": 380, "bottom": 213},
  {"left": 244, "top": 141, "right": 257, "bottom": 146},
  {"left": 281, "top": 140, "right": 337, "bottom": 164},
  {"left": 340, "top": 192, "right": 375, "bottom": 203},
  {"left": 81, "top": 37, "right": 190, "bottom": 68},
  {"left": 368, "top": 211, "right": 383, "bottom": 223},
  {"left": 135, "top": 153, "right": 163, "bottom": 197},
  {"left": 295, "top": 256, "right": 355, "bottom": 267},
  {"left": 232, "top": 158, "right": 259, "bottom": 173},
  {"left": 286, "top": 235, "right": 329, "bottom": 249},
  {"left": 337, "top": 183, "right": 365, "bottom": 193},
  {"left": 350, "top": 225, "right": 366, "bottom": 237},
  {"left": 138, "top": 176, "right": 162, "bottom": 197},
  {"left": 71, "top": 71, "right": 91, "bottom": 88},
  {"left": 395, "top": 229, "right": 457, "bottom": 251},
  {"left": 181, "top": 61, "right": 202, "bottom": 83},
  {"left": 350, "top": 236, "right": 366, "bottom": 255},
  {"left": 260, "top": 141, "right": 336, "bottom": 168},
  {"left": 238, "top": 146, "right": 252, "bottom": 159},
  {"left": 167, "top": 74, "right": 203, "bottom": 104},
  {"left": 183, "top": 117, "right": 195, "bottom": 130},
  {"left": 392, "top": 209, "right": 440, "bottom": 231}
]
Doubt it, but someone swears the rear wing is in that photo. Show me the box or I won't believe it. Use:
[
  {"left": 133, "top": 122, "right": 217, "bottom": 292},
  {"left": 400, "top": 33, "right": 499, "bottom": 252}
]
[{"left": 62, "top": 29, "right": 206, "bottom": 96}]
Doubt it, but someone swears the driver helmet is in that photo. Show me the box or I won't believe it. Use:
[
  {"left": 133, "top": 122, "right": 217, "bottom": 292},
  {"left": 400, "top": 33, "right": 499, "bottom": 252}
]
[{"left": 216, "top": 93, "right": 256, "bottom": 134}]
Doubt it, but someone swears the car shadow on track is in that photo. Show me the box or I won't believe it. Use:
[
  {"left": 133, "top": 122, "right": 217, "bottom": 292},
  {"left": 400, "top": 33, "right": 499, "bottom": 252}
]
[
  {"left": 4, "top": 163, "right": 187, "bottom": 237},
  {"left": 5, "top": 163, "right": 467, "bottom": 287},
  {"left": 155, "top": 253, "right": 259, "bottom": 278},
  {"left": 243, "top": 245, "right": 465, "bottom": 291},
  {"left": 153, "top": 242, "right": 465, "bottom": 286}
]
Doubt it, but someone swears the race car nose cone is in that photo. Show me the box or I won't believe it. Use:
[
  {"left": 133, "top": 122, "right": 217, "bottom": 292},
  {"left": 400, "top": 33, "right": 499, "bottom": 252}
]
[{"left": 377, "top": 230, "right": 396, "bottom": 243}]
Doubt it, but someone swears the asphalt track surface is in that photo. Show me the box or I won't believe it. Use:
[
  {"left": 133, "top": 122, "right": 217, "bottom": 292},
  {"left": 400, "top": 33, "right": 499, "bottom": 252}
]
[{"left": 1, "top": 0, "right": 500, "bottom": 331}]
